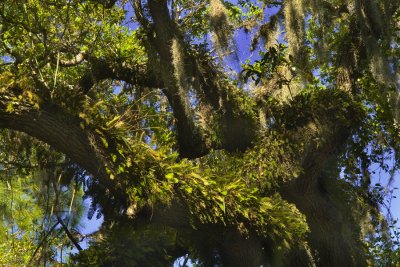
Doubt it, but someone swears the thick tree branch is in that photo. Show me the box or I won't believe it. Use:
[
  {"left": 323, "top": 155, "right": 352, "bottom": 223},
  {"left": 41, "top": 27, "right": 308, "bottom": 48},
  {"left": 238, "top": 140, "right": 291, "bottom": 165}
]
[
  {"left": 281, "top": 129, "right": 366, "bottom": 266},
  {"left": 133, "top": 0, "right": 151, "bottom": 30},
  {"left": 278, "top": 92, "right": 366, "bottom": 266},
  {"left": 139, "top": 0, "right": 256, "bottom": 158},
  {"left": 89, "top": 57, "right": 162, "bottom": 87},
  {"left": 145, "top": 0, "right": 208, "bottom": 158},
  {"left": 0, "top": 89, "right": 118, "bottom": 193},
  {"left": 49, "top": 52, "right": 163, "bottom": 94}
]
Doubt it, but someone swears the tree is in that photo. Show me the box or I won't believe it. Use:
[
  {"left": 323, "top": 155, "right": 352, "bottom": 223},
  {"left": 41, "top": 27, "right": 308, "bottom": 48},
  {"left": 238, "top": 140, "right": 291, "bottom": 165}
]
[
  {"left": 0, "top": 0, "right": 399, "bottom": 266},
  {"left": 0, "top": 131, "right": 86, "bottom": 265}
]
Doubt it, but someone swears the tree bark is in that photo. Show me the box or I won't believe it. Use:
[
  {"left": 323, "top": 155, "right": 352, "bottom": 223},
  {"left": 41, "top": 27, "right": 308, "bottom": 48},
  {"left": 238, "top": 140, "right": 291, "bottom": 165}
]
[
  {"left": 280, "top": 117, "right": 366, "bottom": 266},
  {"left": 0, "top": 90, "right": 114, "bottom": 190}
]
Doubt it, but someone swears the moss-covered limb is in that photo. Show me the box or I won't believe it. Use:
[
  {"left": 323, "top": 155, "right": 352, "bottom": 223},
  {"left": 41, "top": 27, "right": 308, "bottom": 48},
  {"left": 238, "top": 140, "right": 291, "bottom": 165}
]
[
  {"left": 0, "top": 85, "right": 138, "bottom": 212},
  {"left": 270, "top": 90, "right": 368, "bottom": 266},
  {"left": 133, "top": 0, "right": 207, "bottom": 158},
  {"left": 134, "top": 0, "right": 258, "bottom": 157},
  {"left": 79, "top": 146, "right": 309, "bottom": 266},
  {"left": 270, "top": 89, "right": 365, "bottom": 153},
  {"left": 190, "top": 52, "right": 258, "bottom": 151},
  {"left": 88, "top": 87, "right": 367, "bottom": 266},
  {"left": 66, "top": 122, "right": 308, "bottom": 262},
  {"left": 237, "top": 85, "right": 372, "bottom": 265},
  {"left": 281, "top": 157, "right": 368, "bottom": 266},
  {"left": 103, "top": 139, "right": 309, "bottom": 261},
  {"left": 75, "top": 56, "right": 163, "bottom": 94}
]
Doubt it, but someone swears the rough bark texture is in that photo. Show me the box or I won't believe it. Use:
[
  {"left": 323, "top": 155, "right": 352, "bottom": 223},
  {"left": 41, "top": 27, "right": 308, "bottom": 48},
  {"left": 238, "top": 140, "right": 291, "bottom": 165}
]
[
  {"left": 140, "top": 0, "right": 256, "bottom": 158},
  {"left": 0, "top": 90, "right": 113, "bottom": 191},
  {"left": 281, "top": 131, "right": 366, "bottom": 266}
]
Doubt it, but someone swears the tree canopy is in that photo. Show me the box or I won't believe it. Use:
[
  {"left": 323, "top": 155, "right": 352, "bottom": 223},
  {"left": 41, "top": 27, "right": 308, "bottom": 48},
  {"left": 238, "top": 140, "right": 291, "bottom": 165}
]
[{"left": 0, "top": 0, "right": 399, "bottom": 266}]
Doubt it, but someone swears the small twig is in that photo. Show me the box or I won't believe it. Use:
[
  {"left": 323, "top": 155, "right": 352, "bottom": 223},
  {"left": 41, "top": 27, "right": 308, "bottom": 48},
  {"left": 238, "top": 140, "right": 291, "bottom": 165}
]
[
  {"left": 54, "top": 52, "right": 60, "bottom": 88},
  {"left": 287, "top": 83, "right": 294, "bottom": 100},
  {"left": 56, "top": 215, "right": 83, "bottom": 251}
]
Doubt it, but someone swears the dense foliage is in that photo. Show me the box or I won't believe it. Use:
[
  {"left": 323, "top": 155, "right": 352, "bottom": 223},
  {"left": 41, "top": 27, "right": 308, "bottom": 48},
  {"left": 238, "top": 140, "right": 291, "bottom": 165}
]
[{"left": 0, "top": 0, "right": 399, "bottom": 266}]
